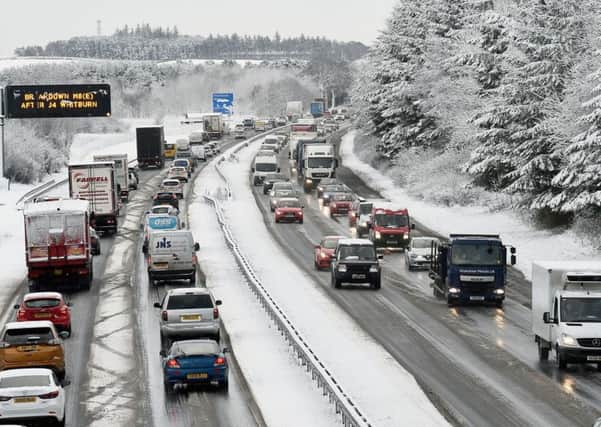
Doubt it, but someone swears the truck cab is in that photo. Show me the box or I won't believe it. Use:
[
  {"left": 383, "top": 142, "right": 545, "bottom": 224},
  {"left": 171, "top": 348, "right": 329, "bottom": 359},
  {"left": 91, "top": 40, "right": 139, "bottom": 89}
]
[
  {"left": 369, "top": 208, "right": 414, "bottom": 250},
  {"left": 532, "top": 263, "right": 601, "bottom": 369},
  {"left": 429, "top": 234, "right": 515, "bottom": 307}
]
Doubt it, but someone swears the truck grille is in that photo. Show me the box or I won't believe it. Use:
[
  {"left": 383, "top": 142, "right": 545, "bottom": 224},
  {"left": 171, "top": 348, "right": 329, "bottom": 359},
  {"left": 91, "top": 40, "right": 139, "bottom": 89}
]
[
  {"left": 313, "top": 173, "right": 329, "bottom": 178},
  {"left": 460, "top": 283, "right": 492, "bottom": 295},
  {"left": 577, "top": 338, "right": 601, "bottom": 347}
]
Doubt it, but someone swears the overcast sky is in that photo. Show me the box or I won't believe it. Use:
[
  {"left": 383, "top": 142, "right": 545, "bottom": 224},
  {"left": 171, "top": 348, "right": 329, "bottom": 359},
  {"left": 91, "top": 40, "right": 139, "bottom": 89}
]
[{"left": 0, "top": 0, "right": 397, "bottom": 57}]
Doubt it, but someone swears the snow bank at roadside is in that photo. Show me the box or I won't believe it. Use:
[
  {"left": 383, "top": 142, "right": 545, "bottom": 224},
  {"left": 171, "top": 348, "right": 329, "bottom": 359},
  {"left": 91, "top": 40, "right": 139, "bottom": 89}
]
[
  {"left": 189, "top": 165, "right": 337, "bottom": 427},
  {"left": 214, "top": 139, "right": 449, "bottom": 426},
  {"left": 341, "top": 130, "right": 600, "bottom": 277}
]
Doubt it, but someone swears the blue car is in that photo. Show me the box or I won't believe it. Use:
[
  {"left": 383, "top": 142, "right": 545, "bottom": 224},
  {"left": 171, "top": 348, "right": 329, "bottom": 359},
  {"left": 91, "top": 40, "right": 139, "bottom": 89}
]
[{"left": 161, "top": 339, "right": 229, "bottom": 392}]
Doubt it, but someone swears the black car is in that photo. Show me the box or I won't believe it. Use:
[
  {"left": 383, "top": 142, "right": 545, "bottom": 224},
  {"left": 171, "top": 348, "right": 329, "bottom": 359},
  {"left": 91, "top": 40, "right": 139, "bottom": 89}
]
[
  {"left": 331, "top": 239, "right": 382, "bottom": 290},
  {"left": 262, "top": 173, "right": 289, "bottom": 194},
  {"left": 153, "top": 191, "right": 180, "bottom": 210}
]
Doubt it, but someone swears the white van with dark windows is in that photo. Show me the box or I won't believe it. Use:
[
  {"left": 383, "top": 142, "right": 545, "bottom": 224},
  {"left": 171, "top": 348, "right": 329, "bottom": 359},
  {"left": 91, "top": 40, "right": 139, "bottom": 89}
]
[{"left": 147, "top": 230, "right": 199, "bottom": 285}]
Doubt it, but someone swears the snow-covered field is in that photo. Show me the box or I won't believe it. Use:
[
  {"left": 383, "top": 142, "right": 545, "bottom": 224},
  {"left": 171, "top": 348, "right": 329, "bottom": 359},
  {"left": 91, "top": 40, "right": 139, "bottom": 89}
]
[
  {"left": 199, "top": 137, "right": 449, "bottom": 426},
  {"left": 341, "top": 130, "right": 600, "bottom": 278}
]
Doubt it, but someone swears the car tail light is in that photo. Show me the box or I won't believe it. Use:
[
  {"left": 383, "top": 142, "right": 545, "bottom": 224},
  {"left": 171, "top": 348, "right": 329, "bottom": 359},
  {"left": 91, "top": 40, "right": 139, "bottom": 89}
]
[
  {"left": 214, "top": 356, "right": 226, "bottom": 366},
  {"left": 162, "top": 311, "right": 168, "bottom": 321},
  {"left": 213, "top": 307, "right": 219, "bottom": 319},
  {"left": 0, "top": 396, "right": 11, "bottom": 402},
  {"left": 167, "top": 359, "right": 180, "bottom": 368},
  {"left": 39, "top": 390, "right": 59, "bottom": 399}
]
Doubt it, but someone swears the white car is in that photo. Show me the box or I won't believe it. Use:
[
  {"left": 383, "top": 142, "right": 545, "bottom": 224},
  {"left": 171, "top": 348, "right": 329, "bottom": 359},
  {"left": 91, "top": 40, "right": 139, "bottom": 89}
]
[
  {"left": 0, "top": 368, "right": 67, "bottom": 426},
  {"left": 233, "top": 124, "right": 246, "bottom": 139},
  {"left": 160, "top": 178, "right": 184, "bottom": 199},
  {"left": 188, "top": 130, "right": 208, "bottom": 144},
  {"left": 168, "top": 165, "right": 189, "bottom": 182},
  {"left": 405, "top": 236, "right": 439, "bottom": 271},
  {"left": 149, "top": 204, "right": 179, "bottom": 217}
]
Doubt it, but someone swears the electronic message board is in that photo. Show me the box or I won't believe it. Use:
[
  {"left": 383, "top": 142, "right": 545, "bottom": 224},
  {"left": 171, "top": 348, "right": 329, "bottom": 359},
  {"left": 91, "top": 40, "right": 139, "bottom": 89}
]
[{"left": 4, "top": 84, "right": 111, "bottom": 118}]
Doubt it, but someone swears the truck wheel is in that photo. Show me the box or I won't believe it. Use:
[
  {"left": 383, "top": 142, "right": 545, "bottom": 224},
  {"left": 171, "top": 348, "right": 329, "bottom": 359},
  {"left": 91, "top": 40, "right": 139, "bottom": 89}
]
[
  {"left": 556, "top": 347, "right": 568, "bottom": 369},
  {"left": 371, "top": 279, "right": 381, "bottom": 290},
  {"left": 537, "top": 341, "right": 549, "bottom": 361},
  {"left": 190, "top": 273, "right": 196, "bottom": 285},
  {"left": 148, "top": 272, "right": 155, "bottom": 286}
]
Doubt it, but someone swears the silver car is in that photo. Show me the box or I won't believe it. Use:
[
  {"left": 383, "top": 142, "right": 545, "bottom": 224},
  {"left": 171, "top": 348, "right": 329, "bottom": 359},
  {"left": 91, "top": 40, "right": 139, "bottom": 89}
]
[
  {"left": 269, "top": 189, "right": 297, "bottom": 212},
  {"left": 155, "top": 288, "right": 222, "bottom": 348},
  {"left": 405, "top": 236, "right": 439, "bottom": 271}
]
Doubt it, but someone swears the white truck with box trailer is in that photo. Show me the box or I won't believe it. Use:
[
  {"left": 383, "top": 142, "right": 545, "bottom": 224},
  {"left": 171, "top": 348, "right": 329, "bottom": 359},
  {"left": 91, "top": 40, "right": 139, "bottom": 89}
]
[
  {"left": 93, "top": 154, "right": 129, "bottom": 202},
  {"left": 532, "top": 261, "right": 601, "bottom": 369},
  {"left": 68, "top": 162, "right": 119, "bottom": 235}
]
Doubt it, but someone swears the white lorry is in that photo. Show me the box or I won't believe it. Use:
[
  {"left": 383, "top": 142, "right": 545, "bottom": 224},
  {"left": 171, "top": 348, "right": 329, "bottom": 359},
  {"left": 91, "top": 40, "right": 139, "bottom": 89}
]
[
  {"left": 300, "top": 143, "right": 337, "bottom": 192},
  {"left": 93, "top": 154, "right": 129, "bottom": 202},
  {"left": 532, "top": 261, "right": 601, "bottom": 369},
  {"left": 68, "top": 162, "right": 119, "bottom": 234},
  {"left": 252, "top": 155, "right": 279, "bottom": 186}
]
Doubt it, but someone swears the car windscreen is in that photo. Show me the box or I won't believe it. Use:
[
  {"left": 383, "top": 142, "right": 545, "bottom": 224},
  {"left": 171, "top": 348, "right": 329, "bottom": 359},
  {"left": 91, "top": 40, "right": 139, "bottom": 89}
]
[
  {"left": 412, "top": 239, "right": 435, "bottom": 249},
  {"left": 162, "top": 181, "right": 179, "bottom": 187},
  {"left": 322, "top": 238, "right": 340, "bottom": 249},
  {"left": 3, "top": 327, "right": 53, "bottom": 345},
  {"left": 278, "top": 200, "right": 300, "bottom": 208},
  {"left": 173, "top": 161, "right": 187, "bottom": 167},
  {"left": 24, "top": 299, "right": 61, "bottom": 309},
  {"left": 359, "top": 204, "right": 373, "bottom": 215},
  {"left": 374, "top": 214, "right": 408, "bottom": 228},
  {"left": 308, "top": 158, "right": 333, "bottom": 168},
  {"left": 172, "top": 341, "right": 220, "bottom": 356},
  {"left": 332, "top": 193, "right": 352, "bottom": 201},
  {"left": 255, "top": 163, "right": 277, "bottom": 172},
  {"left": 275, "top": 190, "right": 295, "bottom": 198},
  {"left": 561, "top": 298, "right": 601, "bottom": 323},
  {"left": 324, "top": 185, "right": 345, "bottom": 193},
  {"left": 167, "top": 294, "right": 213, "bottom": 310},
  {"left": 0, "top": 375, "right": 51, "bottom": 388},
  {"left": 451, "top": 243, "right": 503, "bottom": 266},
  {"left": 152, "top": 207, "right": 171, "bottom": 214},
  {"left": 338, "top": 245, "right": 376, "bottom": 261}
]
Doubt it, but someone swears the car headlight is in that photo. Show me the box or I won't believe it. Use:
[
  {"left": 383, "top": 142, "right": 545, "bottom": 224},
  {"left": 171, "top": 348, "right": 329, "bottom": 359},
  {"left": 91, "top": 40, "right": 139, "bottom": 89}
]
[
  {"left": 305, "top": 179, "right": 312, "bottom": 184},
  {"left": 448, "top": 287, "right": 461, "bottom": 294},
  {"left": 410, "top": 253, "right": 418, "bottom": 259},
  {"left": 375, "top": 231, "right": 381, "bottom": 239},
  {"left": 369, "top": 265, "right": 379, "bottom": 273},
  {"left": 360, "top": 221, "right": 367, "bottom": 227},
  {"left": 320, "top": 252, "right": 328, "bottom": 259},
  {"left": 403, "top": 233, "right": 409, "bottom": 240},
  {"left": 561, "top": 333, "right": 577, "bottom": 346},
  {"left": 338, "top": 264, "right": 347, "bottom": 272},
  {"left": 493, "top": 289, "right": 505, "bottom": 295}
]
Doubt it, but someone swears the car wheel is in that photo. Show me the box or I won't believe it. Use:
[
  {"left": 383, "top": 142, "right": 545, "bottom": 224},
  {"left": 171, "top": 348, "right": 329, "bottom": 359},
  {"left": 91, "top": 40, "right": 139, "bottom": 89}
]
[
  {"left": 66, "top": 325, "right": 72, "bottom": 337},
  {"left": 495, "top": 300, "right": 504, "bottom": 309},
  {"left": 447, "top": 297, "right": 455, "bottom": 307},
  {"left": 556, "top": 347, "right": 568, "bottom": 369},
  {"left": 372, "top": 279, "right": 381, "bottom": 290},
  {"left": 220, "top": 378, "right": 229, "bottom": 392},
  {"left": 148, "top": 272, "right": 155, "bottom": 286},
  {"left": 299, "top": 219, "right": 303, "bottom": 224},
  {"left": 190, "top": 273, "right": 196, "bottom": 285},
  {"left": 275, "top": 218, "right": 279, "bottom": 223},
  {"left": 332, "top": 277, "right": 342, "bottom": 289},
  {"left": 57, "top": 369, "right": 66, "bottom": 381},
  {"left": 537, "top": 341, "right": 549, "bottom": 361},
  {"left": 96, "top": 244, "right": 101, "bottom": 255},
  {"left": 315, "top": 261, "right": 320, "bottom": 271},
  {"left": 58, "top": 416, "right": 66, "bottom": 427},
  {"left": 214, "top": 332, "right": 221, "bottom": 342},
  {"left": 163, "top": 379, "right": 174, "bottom": 394},
  {"left": 160, "top": 333, "right": 169, "bottom": 350}
]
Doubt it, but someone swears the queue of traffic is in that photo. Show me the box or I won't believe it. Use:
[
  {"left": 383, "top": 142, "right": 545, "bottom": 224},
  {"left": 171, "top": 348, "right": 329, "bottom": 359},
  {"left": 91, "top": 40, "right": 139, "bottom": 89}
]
[{"left": 254, "top": 114, "right": 601, "bottom": 374}]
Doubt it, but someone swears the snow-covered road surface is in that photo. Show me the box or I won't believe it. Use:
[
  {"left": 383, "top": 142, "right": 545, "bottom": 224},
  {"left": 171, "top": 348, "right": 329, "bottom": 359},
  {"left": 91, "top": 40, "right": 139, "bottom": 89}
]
[{"left": 202, "top": 136, "right": 449, "bottom": 426}]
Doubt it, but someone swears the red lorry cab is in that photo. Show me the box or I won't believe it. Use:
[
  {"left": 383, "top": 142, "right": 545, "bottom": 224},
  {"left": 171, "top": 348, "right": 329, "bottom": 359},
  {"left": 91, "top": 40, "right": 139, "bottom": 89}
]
[
  {"left": 24, "top": 199, "right": 93, "bottom": 292},
  {"left": 369, "top": 208, "right": 414, "bottom": 249}
]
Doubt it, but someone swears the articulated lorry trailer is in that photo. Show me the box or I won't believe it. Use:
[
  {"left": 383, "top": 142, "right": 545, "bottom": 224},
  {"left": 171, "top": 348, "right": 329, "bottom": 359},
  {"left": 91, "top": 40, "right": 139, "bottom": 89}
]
[
  {"left": 136, "top": 125, "right": 165, "bottom": 169},
  {"left": 93, "top": 154, "right": 129, "bottom": 202},
  {"left": 429, "top": 234, "right": 516, "bottom": 307},
  {"left": 24, "top": 199, "right": 93, "bottom": 291},
  {"left": 68, "top": 162, "right": 119, "bottom": 235}
]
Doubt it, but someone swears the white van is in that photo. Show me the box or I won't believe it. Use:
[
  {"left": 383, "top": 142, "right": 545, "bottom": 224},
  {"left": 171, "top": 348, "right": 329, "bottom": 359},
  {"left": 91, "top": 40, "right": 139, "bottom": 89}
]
[
  {"left": 252, "top": 155, "right": 279, "bottom": 186},
  {"left": 147, "top": 230, "right": 199, "bottom": 285}
]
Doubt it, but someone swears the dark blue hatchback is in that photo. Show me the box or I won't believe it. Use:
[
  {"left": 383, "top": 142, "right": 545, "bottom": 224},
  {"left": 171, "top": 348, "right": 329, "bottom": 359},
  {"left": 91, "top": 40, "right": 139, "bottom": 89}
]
[{"left": 161, "top": 339, "right": 229, "bottom": 392}]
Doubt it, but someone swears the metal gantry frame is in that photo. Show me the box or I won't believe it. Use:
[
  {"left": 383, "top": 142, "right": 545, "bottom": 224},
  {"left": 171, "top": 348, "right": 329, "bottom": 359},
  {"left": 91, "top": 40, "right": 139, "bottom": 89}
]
[{"left": 0, "top": 86, "right": 5, "bottom": 183}]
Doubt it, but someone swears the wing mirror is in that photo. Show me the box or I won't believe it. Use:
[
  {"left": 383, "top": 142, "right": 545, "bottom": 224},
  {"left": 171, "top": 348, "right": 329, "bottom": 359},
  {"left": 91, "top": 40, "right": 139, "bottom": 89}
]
[
  {"left": 543, "top": 312, "right": 552, "bottom": 324},
  {"left": 215, "top": 300, "right": 223, "bottom": 306},
  {"left": 378, "top": 255, "right": 384, "bottom": 260},
  {"left": 13, "top": 304, "right": 19, "bottom": 310},
  {"left": 251, "top": 167, "right": 255, "bottom": 172},
  {"left": 222, "top": 347, "right": 230, "bottom": 353},
  {"left": 159, "top": 350, "right": 167, "bottom": 357},
  {"left": 58, "top": 331, "right": 70, "bottom": 340},
  {"left": 153, "top": 302, "right": 162, "bottom": 309},
  {"left": 67, "top": 302, "right": 73, "bottom": 307},
  {"left": 277, "top": 167, "right": 281, "bottom": 173},
  {"left": 61, "top": 378, "right": 71, "bottom": 387},
  {"left": 194, "top": 242, "right": 200, "bottom": 251}
]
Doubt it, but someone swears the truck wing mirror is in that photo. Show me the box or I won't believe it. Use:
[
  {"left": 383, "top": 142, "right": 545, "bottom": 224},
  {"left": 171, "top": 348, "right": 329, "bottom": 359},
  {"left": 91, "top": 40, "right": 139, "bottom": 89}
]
[
  {"left": 510, "top": 255, "right": 516, "bottom": 266},
  {"left": 378, "top": 255, "right": 384, "bottom": 260},
  {"left": 251, "top": 167, "right": 255, "bottom": 172},
  {"left": 510, "top": 247, "right": 516, "bottom": 254},
  {"left": 543, "top": 312, "right": 551, "bottom": 324},
  {"left": 277, "top": 167, "right": 281, "bottom": 173},
  {"left": 194, "top": 242, "right": 200, "bottom": 251}
]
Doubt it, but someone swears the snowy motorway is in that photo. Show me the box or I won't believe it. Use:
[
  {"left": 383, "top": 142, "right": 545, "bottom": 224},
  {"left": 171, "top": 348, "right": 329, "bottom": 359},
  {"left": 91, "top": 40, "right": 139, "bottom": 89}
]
[
  {"left": 3, "top": 122, "right": 601, "bottom": 426},
  {"left": 213, "top": 129, "right": 601, "bottom": 427}
]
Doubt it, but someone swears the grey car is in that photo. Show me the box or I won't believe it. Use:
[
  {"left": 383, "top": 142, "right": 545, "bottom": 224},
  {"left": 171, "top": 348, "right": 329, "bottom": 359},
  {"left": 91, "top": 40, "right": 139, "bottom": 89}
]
[{"left": 154, "top": 288, "right": 222, "bottom": 348}]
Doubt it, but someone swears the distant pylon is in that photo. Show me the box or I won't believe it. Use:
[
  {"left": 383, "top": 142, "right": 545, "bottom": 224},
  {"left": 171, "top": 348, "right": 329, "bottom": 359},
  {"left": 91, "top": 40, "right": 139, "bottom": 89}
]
[{"left": 97, "top": 20, "right": 102, "bottom": 36}]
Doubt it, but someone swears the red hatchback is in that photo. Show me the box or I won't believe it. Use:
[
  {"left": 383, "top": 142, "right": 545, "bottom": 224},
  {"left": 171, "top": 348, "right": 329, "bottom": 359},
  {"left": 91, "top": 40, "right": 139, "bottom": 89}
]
[
  {"left": 314, "top": 236, "right": 344, "bottom": 270},
  {"left": 275, "top": 198, "right": 304, "bottom": 224},
  {"left": 14, "top": 292, "right": 72, "bottom": 335},
  {"left": 329, "top": 193, "right": 354, "bottom": 217}
]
